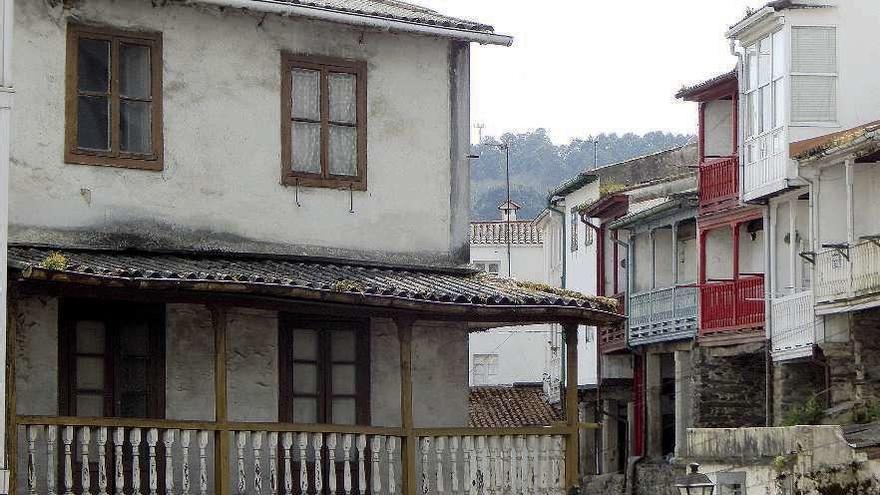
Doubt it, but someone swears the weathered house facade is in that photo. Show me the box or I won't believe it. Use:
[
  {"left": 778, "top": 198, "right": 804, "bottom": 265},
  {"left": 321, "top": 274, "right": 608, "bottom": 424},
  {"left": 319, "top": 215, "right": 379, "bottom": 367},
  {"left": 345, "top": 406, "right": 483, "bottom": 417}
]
[{"left": 1, "top": 1, "right": 626, "bottom": 495}]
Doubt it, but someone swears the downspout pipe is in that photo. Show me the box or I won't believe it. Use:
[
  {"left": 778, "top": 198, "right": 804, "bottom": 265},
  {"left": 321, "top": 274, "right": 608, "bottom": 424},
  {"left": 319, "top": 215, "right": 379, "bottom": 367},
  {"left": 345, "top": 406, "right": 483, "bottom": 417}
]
[
  {"left": 548, "top": 202, "right": 567, "bottom": 289},
  {"left": 189, "top": 0, "right": 515, "bottom": 46}
]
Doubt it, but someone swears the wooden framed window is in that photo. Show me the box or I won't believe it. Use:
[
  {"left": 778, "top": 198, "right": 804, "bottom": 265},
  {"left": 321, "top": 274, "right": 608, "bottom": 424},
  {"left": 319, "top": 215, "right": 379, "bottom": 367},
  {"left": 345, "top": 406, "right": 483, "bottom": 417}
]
[
  {"left": 65, "top": 24, "right": 163, "bottom": 170},
  {"left": 281, "top": 54, "right": 367, "bottom": 190},
  {"left": 59, "top": 300, "right": 166, "bottom": 418},
  {"left": 279, "top": 315, "right": 370, "bottom": 425}
]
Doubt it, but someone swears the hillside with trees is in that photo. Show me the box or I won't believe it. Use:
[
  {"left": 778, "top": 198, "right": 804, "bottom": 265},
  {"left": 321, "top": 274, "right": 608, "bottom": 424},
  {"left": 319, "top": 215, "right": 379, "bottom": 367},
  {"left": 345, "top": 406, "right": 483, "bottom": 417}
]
[{"left": 471, "top": 129, "right": 694, "bottom": 220}]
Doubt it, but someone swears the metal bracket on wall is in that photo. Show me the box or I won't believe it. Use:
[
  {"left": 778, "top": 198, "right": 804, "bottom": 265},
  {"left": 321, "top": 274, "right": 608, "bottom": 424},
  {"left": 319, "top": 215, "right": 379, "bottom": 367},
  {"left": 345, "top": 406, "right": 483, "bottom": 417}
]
[
  {"left": 862, "top": 234, "right": 880, "bottom": 248},
  {"left": 799, "top": 251, "right": 817, "bottom": 265},
  {"left": 822, "top": 243, "right": 850, "bottom": 262}
]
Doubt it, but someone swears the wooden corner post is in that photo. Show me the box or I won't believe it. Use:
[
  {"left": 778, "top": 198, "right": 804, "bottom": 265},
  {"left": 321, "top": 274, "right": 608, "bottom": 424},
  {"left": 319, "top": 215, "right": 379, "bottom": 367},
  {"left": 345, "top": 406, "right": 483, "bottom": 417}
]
[
  {"left": 395, "top": 316, "right": 416, "bottom": 495},
  {"left": 563, "top": 322, "right": 580, "bottom": 490},
  {"left": 4, "top": 293, "right": 17, "bottom": 495},
  {"left": 212, "top": 306, "right": 229, "bottom": 495}
]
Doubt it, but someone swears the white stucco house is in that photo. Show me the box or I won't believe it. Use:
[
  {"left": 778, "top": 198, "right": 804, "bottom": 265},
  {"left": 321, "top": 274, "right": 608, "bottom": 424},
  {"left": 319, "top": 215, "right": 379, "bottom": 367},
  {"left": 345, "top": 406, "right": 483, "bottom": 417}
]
[{"left": 0, "top": 1, "right": 626, "bottom": 494}]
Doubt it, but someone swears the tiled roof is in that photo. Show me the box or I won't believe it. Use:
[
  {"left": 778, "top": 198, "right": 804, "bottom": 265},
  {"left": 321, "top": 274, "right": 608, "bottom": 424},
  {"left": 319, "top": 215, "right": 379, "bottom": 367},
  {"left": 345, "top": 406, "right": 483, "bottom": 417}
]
[
  {"left": 8, "top": 246, "right": 621, "bottom": 319},
  {"left": 844, "top": 422, "right": 880, "bottom": 450},
  {"left": 790, "top": 121, "right": 880, "bottom": 160},
  {"left": 233, "top": 0, "right": 495, "bottom": 33},
  {"left": 469, "top": 221, "right": 542, "bottom": 245},
  {"left": 675, "top": 70, "right": 737, "bottom": 100},
  {"left": 469, "top": 386, "right": 562, "bottom": 428}
]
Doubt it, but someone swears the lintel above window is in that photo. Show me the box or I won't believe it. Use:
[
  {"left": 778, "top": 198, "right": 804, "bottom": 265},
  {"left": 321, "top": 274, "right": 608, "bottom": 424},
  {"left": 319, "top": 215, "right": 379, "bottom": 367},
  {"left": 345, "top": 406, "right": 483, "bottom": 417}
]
[
  {"left": 281, "top": 54, "right": 367, "bottom": 190},
  {"left": 65, "top": 24, "right": 163, "bottom": 170}
]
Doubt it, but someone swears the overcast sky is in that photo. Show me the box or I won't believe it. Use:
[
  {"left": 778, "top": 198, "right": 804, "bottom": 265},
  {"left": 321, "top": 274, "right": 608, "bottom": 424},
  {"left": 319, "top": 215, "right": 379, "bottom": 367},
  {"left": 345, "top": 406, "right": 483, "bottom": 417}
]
[{"left": 417, "top": 0, "right": 768, "bottom": 143}]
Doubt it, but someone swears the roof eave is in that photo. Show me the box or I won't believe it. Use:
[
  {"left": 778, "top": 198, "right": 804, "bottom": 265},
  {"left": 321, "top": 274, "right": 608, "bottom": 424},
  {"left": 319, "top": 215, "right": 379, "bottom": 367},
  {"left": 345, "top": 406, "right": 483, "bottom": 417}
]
[{"left": 191, "top": 0, "right": 514, "bottom": 46}]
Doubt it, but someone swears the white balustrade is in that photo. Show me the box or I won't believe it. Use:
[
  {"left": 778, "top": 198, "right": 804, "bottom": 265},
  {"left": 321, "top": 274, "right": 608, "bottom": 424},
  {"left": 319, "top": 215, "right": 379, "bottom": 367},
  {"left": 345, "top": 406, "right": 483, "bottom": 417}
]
[
  {"left": 815, "top": 248, "right": 851, "bottom": 301},
  {"left": 853, "top": 240, "right": 880, "bottom": 297},
  {"left": 771, "top": 290, "right": 819, "bottom": 361},
  {"left": 742, "top": 127, "right": 786, "bottom": 199}
]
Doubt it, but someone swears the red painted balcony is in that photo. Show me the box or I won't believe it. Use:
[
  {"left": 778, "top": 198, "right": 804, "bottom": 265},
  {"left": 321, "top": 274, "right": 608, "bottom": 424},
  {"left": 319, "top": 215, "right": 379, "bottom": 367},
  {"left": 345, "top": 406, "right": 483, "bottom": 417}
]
[
  {"left": 598, "top": 293, "right": 627, "bottom": 353},
  {"left": 699, "top": 275, "right": 765, "bottom": 336},
  {"left": 698, "top": 156, "right": 738, "bottom": 213}
]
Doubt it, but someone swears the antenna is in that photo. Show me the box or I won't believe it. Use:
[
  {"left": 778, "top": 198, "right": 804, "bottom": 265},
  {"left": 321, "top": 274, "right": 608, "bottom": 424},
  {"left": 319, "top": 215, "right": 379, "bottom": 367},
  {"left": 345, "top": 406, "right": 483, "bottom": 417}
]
[{"left": 474, "top": 122, "right": 486, "bottom": 144}]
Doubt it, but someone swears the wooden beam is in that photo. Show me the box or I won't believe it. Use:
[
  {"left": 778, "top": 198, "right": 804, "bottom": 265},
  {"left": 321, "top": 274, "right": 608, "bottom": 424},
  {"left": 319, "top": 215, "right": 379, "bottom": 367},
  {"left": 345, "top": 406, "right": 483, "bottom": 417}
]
[
  {"left": 4, "top": 294, "right": 16, "bottom": 495},
  {"left": 212, "top": 306, "right": 229, "bottom": 495},
  {"left": 563, "top": 323, "right": 580, "bottom": 490},
  {"left": 395, "top": 316, "right": 416, "bottom": 495}
]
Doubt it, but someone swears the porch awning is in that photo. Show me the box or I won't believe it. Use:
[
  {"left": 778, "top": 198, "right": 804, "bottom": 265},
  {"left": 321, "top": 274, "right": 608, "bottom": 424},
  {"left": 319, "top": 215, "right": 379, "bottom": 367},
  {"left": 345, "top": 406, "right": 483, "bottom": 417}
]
[{"left": 7, "top": 246, "right": 622, "bottom": 325}]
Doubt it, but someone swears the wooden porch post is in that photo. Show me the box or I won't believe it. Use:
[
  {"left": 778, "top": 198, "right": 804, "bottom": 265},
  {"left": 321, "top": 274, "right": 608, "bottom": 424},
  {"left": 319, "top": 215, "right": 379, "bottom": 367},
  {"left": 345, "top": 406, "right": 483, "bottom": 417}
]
[
  {"left": 732, "top": 222, "right": 741, "bottom": 323},
  {"left": 395, "top": 317, "right": 416, "bottom": 495},
  {"left": 563, "top": 322, "right": 580, "bottom": 490},
  {"left": 212, "top": 306, "right": 230, "bottom": 495},
  {"left": 4, "top": 293, "right": 16, "bottom": 495}
]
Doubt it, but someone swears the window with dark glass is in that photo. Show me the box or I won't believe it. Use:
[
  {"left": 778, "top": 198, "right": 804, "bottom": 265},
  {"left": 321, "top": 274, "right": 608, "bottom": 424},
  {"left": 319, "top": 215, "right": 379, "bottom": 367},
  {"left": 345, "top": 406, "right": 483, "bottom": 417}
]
[
  {"left": 281, "top": 54, "right": 367, "bottom": 190},
  {"left": 279, "top": 316, "right": 370, "bottom": 425},
  {"left": 65, "top": 24, "right": 163, "bottom": 170},
  {"left": 59, "top": 300, "right": 165, "bottom": 418}
]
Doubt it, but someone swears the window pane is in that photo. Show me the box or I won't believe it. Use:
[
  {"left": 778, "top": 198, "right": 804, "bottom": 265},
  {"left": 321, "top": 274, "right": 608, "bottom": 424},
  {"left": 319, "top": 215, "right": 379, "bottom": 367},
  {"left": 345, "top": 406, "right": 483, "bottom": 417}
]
[
  {"left": 76, "top": 394, "right": 104, "bottom": 417},
  {"left": 748, "top": 92, "right": 758, "bottom": 137},
  {"left": 331, "top": 330, "right": 356, "bottom": 362},
  {"left": 77, "top": 38, "right": 110, "bottom": 93},
  {"left": 120, "top": 43, "right": 151, "bottom": 99},
  {"left": 77, "top": 95, "right": 110, "bottom": 150},
  {"left": 120, "top": 321, "right": 150, "bottom": 356},
  {"left": 746, "top": 46, "right": 758, "bottom": 91},
  {"left": 119, "top": 393, "right": 147, "bottom": 418},
  {"left": 120, "top": 100, "right": 152, "bottom": 153},
  {"left": 292, "top": 69, "right": 320, "bottom": 121},
  {"left": 331, "top": 398, "right": 356, "bottom": 425},
  {"left": 772, "top": 30, "right": 785, "bottom": 79},
  {"left": 291, "top": 122, "right": 321, "bottom": 173},
  {"left": 792, "top": 26, "right": 836, "bottom": 74},
  {"left": 332, "top": 364, "right": 356, "bottom": 395},
  {"left": 293, "top": 328, "right": 318, "bottom": 360},
  {"left": 328, "top": 125, "right": 357, "bottom": 176},
  {"left": 792, "top": 75, "right": 837, "bottom": 123},
  {"left": 120, "top": 359, "right": 147, "bottom": 393},
  {"left": 76, "top": 321, "right": 106, "bottom": 354},
  {"left": 759, "top": 37, "right": 772, "bottom": 86},
  {"left": 761, "top": 85, "right": 772, "bottom": 132},
  {"left": 774, "top": 79, "right": 785, "bottom": 128},
  {"left": 76, "top": 356, "right": 105, "bottom": 390},
  {"left": 292, "top": 363, "right": 318, "bottom": 394},
  {"left": 329, "top": 72, "right": 356, "bottom": 124},
  {"left": 292, "top": 398, "right": 318, "bottom": 423}
]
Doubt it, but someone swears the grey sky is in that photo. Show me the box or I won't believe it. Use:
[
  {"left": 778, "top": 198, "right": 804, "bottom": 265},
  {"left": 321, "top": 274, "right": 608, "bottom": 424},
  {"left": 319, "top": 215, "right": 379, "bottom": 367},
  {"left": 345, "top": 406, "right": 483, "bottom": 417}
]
[{"left": 417, "top": 0, "right": 768, "bottom": 143}]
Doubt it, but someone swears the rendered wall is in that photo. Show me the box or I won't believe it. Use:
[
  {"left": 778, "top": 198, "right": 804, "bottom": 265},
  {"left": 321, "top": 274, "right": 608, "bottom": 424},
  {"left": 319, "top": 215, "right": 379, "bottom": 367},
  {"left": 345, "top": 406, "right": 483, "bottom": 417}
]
[{"left": 10, "top": 0, "right": 465, "bottom": 266}]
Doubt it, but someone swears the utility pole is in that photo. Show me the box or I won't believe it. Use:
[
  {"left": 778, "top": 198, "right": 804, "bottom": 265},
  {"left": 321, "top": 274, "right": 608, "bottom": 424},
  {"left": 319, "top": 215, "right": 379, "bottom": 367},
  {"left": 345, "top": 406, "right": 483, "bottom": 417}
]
[{"left": 503, "top": 142, "right": 511, "bottom": 277}]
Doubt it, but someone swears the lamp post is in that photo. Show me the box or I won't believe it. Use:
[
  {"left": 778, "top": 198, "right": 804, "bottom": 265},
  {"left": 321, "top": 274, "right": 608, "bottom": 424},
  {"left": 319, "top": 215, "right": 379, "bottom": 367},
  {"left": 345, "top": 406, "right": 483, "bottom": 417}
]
[{"left": 674, "top": 463, "right": 716, "bottom": 495}]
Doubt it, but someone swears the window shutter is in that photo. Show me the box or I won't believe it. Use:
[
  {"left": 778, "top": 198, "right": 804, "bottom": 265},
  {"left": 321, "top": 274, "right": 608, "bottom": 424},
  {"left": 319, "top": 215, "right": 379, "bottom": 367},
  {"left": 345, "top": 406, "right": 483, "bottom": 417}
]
[{"left": 791, "top": 26, "right": 837, "bottom": 123}]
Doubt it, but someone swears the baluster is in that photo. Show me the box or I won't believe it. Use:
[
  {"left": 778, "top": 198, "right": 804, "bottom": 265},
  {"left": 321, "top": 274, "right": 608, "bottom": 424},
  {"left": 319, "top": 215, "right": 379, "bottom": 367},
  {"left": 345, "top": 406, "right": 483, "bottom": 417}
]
[
  {"left": 147, "top": 429, "right": 159, "bottom": 495},
  {"left": 462, "top": 437, "right": 475, "bottom": 495},
  {"left": 435, "top": 437, "right": 446, "bottom": 495},
  {"left": 281, "top": 433, "right": 292, "bottom": 495},
  {"left": 312, "top": 434, "right": 323, "bottom": 495},
  {"left": 237, "top": 432, "right": 248, "bottom": 495},
  {"left": 342, "top": 434, "right": 353, "bottom": 495},
  {"left": 268, "top": 432, "right": 278, "bottom": 495},
  {"left": 420, "top": 437, "right": 431, "bottom": 495},
  {"left": 48, "top": 426, "right": 58, "bottom": 495},
  {"left": 515, "top": 436, "right": 526, "bottom": 495},
  {"left": 356, "top": 435, "right": 367, "bottom": 495},
  {"left": 198, "top": 432, "right": 209, "bottom": 495},
  {"left": 552, "top": 436, "right": 564, "bottom": 495},
  {"left": 489, "top": 437, "right": 500, "bottom": 495},
  {"left": 386, "top": 436, "right": 396, "bottom": 495},
  {"left": 181, "top": 430, "right": 192, "bottom": 495},
  {"left": 370, "top": 436, "right": 383, "bottom": 495},
  {"left": 449, "top": 437, "right": 459, "bottom": 495},
  {"left": 539, "top": 437, "right": 548, "bottom": 495},
  {"left": 475, "top": 437, "right": 486, "bottom": 495},
  {"left": 130, "top": 429, "right": 142, "bottom": 495},
  {"left": 326, "top": 434, "right": 337, "bottom": 495},
  {"left": 527, "top": 436, "right": 538, "bottom": 495},
  {"left": 113, "top": 429, "right": 124, "bottom": 495},
  {"left": 252, "top": 432, "right": 263, "bottom": 495},
  {"left": 501, "top": 437, "right": 512, "bottom": 495},
  {"left": 163, "top": 430, "right": 176, "bottom": 495},
  {"left": 80, "top": 427, "right": 91, "bottom": 495},
  {"left": 26, "top": 426, "right": 38, "bottom": 495},
  {"left": 97, "top": 427, "right": 108, "bottom": 495},
  {"left": 297, "top": 433, "right": 308, "bottom": 495},
  {"left": 63, "top": 427, "right": 74, "bottom": 495}
]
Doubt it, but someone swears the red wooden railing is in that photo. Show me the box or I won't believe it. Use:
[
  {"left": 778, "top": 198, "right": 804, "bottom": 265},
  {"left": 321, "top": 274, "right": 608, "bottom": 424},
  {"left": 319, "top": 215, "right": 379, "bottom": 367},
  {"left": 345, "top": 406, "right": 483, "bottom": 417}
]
[
  {"left": 598, "top": 293, "right": 627, "bottom": 353},
  {"left": 698, "top": 156, "right": 738, "bottom": 212},
  {"left": 699, "top": 275, "right": 765, "bottom": 335}
]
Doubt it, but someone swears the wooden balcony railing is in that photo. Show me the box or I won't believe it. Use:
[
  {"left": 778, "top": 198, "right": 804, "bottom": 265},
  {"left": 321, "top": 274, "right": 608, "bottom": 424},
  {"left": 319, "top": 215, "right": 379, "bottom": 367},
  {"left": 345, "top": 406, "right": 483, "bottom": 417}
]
[
  {"left": 16, "top": 417, "right": 571, "bottom": 495},
  {"left": 598, "top": 293, "right": 627, "bottom": 353},
  {"left": 816, "top": 240, "right": 880, "bottom": 303},
  {"left": 628, "top": 286, "right": 698, "bottom": 346},
  {"left": 771, "top": 290, "right": 819, "bottom": 361},
  {"left": 699, "top": 275, "right": 765, "bottom": 336},
  {"left": 698, "top": 156, "right": 738, "bottom": 212}
]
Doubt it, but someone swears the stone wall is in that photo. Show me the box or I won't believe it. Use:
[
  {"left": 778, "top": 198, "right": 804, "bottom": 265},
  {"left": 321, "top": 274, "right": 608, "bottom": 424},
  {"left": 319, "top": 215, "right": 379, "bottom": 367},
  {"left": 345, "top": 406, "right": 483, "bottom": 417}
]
[
  {"left": 632, "top": 462, "right": 684, "bottom": 495},
  {"left": 772, "top": 360, "right": 825, "bottom": 426},
  {"left": 692, "top": 342, "right": 767, "bottom": 428},
  {"left": 818, "top": 308, "right": 880, "bottom": 423}
]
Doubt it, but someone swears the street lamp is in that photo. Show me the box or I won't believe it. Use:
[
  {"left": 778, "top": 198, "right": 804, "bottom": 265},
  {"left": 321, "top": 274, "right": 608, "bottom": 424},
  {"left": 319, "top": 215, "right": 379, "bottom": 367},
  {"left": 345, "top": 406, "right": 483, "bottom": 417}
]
[{"left": 674, "top": 463, "right": 716, "bottom": 495}]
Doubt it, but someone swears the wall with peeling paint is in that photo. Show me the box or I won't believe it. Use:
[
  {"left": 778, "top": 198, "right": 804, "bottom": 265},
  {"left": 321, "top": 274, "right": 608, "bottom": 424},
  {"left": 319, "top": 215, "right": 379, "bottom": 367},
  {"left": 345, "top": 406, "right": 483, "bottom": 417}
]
[{"left": 9, "top": 0, "right": 468, "bottom": 266}]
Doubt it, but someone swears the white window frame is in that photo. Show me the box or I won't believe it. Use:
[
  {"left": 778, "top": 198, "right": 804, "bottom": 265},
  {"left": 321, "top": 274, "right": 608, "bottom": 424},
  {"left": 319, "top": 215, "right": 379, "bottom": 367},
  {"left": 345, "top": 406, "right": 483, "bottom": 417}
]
[
  {"left": 789, "top": 25, "right": 838, "bottom": 127},
  {"left": 473, "top": 261, "right": 501, "bottom": 277},
  {"left": 472, "top": 353, "right": 499, "bottom": 385}
]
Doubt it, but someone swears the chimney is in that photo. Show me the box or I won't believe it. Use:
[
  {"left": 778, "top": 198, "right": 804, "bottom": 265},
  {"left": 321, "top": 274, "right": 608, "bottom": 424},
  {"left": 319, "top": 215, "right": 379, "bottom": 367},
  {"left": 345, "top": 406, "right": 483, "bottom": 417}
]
[{"left": 498, "top": 200, "right": 520, "bottom": 222}]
